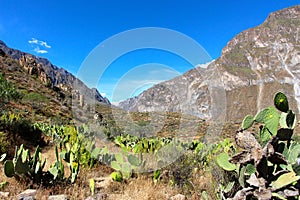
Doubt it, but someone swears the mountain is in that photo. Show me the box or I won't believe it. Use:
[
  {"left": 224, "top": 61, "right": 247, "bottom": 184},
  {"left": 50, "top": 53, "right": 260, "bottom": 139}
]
[
  {"left": 0, "top": 40, "right": 110, "bottom": 123},
  {"left": 118, "top": 5, "right": 300, "bottom": 122}
]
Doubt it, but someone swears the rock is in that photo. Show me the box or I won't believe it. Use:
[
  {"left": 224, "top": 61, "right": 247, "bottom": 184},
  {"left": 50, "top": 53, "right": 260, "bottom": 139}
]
[
  {"left": 0, "top": 191, "right": 9, "bottom": 198},
  {"left": 48, "top": 194, "right": 68, "bottom": 200},
  {"left": 80, "top": 94, "right": 85, "bottom": 107},
  {"left": 0, "top": 49, "right": 5, "bottom": 57},
  {"left": 17, "top": 189, "right": 36, "bottom": 200},
  {"left": 94, "top": 177, "right": 112, "bottom": 189},
  {"left": 85, "top": 193, "right": 108, "bottom": 200},
  {"left": 170, "top": 194, "right": 186, "bottom": 200}
]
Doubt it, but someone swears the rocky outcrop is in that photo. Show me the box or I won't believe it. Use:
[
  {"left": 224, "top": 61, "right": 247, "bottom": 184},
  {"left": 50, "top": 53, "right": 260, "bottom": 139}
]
[
  {"left": 0, "top": 41, "right": 110, "bottom": 107},
  {"left": 19, "top": 54, "right": 51, "bottom": 86},
  {"left": 119, "top": 5, "right": 300, "bottom": 121}
]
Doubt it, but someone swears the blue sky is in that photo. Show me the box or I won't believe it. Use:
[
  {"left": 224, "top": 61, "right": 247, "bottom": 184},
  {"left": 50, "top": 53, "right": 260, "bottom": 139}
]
[{"left": 0, "top": 0, "right": 299, "bottom": 102}]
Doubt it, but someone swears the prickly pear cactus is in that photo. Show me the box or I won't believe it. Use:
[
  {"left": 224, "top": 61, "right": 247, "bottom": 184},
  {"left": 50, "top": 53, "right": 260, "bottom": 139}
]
[
  {"left": 3, "top": 145, "right": 46, "bottom": 183},
  {"left": 216, "top": 153, "right": 236, "bottom": 171},
  {"left": 241, "top": 115, "right": 254, "bottom": 130},
  {"left": 220, "top": 92, "right": 300, "bottom": 199},
  {"left": 4, "top": 160, "right": 14, "bottom": 177}
]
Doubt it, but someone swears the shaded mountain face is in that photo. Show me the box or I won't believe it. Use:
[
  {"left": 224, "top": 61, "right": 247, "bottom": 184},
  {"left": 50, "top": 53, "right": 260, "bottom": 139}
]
[
  {"left": 118, "top": 5, "right": 300, "bottom": 122},
  {"left": 0, "top": 41, "right": 110, "bottom": 123}
]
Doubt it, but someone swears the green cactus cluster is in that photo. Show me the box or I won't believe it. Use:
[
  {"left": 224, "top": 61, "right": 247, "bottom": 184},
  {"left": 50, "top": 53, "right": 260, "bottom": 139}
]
[
  {"left": 3, "top": 144, "right": 46, "bottom": 183},
  {"left": 217, "top": 92, "right": 300, "bottom": 199},
  {"left": 96, "top": 147, "right": 115, "bottom": 165},
  {"left": 113, "top": 134, "right": 172, "bottom": 153},
  {"left": 59, "top": 143, "right": 80, "bottom": 183},
  {"left": 111, "top": 153, "right": 132, "bottom": 180},
  {"left": 48, "top": 146, "right": 64, "bottom": 182},
  {"left": 1, "top": 122, "right": 126, "bottom": 185}
]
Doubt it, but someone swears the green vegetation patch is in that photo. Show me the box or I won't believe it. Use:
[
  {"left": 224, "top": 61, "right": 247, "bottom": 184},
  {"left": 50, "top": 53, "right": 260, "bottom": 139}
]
[{"left": 23, "top": 92, "right": 49, "bottom": 103}]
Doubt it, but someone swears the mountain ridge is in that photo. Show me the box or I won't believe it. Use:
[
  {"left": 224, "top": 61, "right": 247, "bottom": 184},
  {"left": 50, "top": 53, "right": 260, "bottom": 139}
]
[
  {"left": 0, "top": 40, "right": 110, "bottom": 106},
  {"left": 118, "top": 5, "right": 300, "bottom": 121}
]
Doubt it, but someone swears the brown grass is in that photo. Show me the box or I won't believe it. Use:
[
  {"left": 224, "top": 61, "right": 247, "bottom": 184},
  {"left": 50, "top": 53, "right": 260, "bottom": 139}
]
[
  {"left": 0, "top": 162, "right": 183, "bottom": 200},
  {"left": 0, "top": 150, "right": 220, "bottom": 200}
]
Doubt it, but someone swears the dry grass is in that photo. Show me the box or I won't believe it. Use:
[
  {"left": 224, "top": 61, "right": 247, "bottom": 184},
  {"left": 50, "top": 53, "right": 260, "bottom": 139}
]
[
  {"left": 0, "top": 148, "right": 221, "bottom": 200},
  {"left": 0, "top": 162, "right": 183, "bottom": 200}
]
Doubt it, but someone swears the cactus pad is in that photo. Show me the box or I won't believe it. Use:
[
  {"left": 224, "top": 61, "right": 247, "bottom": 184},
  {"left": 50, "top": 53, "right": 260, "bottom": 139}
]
[
  {"left": 242, "top": 115, "right": 254, "bottom": 130},
  {"left": 4, "top": 160, "right": 14, "bottom": 177}
]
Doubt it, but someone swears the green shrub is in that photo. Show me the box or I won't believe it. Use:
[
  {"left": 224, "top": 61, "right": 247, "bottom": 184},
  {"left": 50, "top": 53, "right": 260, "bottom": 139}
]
[
  {"left": 0, "top": 73, "right": 22, "bottom": 102},
  {"left": 23, "top": 92, "right": 49, "bottom": 110},
  {"left": 0, "top": 113, "right": 44, "bottom": 146},
  {"left": 111, "top": 171, "right": 123, "bottom": 182},
  {"left": 23, "top": 92, "right": 48, "bottom": 103}
]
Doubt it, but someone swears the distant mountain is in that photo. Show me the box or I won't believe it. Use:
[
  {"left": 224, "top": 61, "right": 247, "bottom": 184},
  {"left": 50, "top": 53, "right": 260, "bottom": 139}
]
[
  {"left": 118, "top": 5, "right": 300, "bottom": 121},
  {"left": 0, "top": 40, "right": 110, "bottom": 123}
]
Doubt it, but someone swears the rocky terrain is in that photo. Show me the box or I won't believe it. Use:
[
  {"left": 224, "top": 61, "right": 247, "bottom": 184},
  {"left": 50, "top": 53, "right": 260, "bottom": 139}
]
[
  {"left": 0, "top": 40, "right": 110, "bottom": 105},
  {"left": 119, "top": 5, "right": 300, "bottom": 122},
  {"left": 0, "top": 40, "right": 111, "bottom": 124}
]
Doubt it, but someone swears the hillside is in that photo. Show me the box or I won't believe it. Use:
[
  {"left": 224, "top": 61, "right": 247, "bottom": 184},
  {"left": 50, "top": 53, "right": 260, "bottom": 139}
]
[
  {"left": 1, "top": 5, "right": 300, "bottom": 200},
  {"left": 119, "top": 5, "right": 300, "bottom": 122},
  {"left": 0, "top": 41, "right": 110, "bottom": 124}
]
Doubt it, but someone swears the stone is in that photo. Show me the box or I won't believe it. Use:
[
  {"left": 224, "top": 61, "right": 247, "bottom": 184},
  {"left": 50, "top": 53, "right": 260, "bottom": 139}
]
[
  {"left": 79, "top": 94, "right": 84, "bottom": 107},
  {"left": 0, "top": 49, "right": 5, "bottom": 57},
  {"left": 0, "top": 191, "right": 9, "bottom": 198},
  {"left": 48, "top": 194, "right": 68, "bottom": 200},
  {"left": 85, "top": 193, "right": 108, "bottom": 200},
  {"left": 170, "top": 194, "right": 186, "bottom": 200},
  {"left": 94, "top": 177, "right": 112, "bottom": 189},
  {"left": 17, "top": 189, "right": 36, "bottom": 200}
]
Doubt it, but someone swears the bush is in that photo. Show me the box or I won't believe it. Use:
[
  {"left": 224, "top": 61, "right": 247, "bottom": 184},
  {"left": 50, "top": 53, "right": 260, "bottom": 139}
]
[
  {"left": 0, "top": 113, "right": 45, "bottom": 147},
  {"left": 0, "top": 73, "right": 22, "bottom": 102}
]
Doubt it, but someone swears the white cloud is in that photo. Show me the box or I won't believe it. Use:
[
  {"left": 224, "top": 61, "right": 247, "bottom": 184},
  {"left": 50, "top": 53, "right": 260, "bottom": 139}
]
[
  {"left": 39, "top": 41, "right": 51, "bottom": 48},
  {"left": 28, "top": 38, "right": 51, "bottom": 54},
  {"left": 28, "top": 38, "right": 51, "bottom": 48},
  {"left": 34, "top": 47, "right": 48, "bottom": 54},
  {"left": 28, "top": 38, "right": 39, "bottom": 45}
]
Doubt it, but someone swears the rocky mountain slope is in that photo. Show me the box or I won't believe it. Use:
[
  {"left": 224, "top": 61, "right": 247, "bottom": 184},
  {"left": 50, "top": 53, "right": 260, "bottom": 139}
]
[
  {"left": 0, "top": 40, "right": 110, "bottom": 105},
  {"left": 119, "top": 5, "right": 300, "bottom": 122},
  {"left": 0, "top": 40, "right": 110, "bottom": 123}
]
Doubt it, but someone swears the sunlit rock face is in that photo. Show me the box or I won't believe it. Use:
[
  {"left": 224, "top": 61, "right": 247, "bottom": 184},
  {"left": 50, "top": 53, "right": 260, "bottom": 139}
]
[
  {"left": 0, "top": 40, "right": 110, "bottom": 107},
  {"left": 119, "top": 5, "right": 300, "bottom": 121}
]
